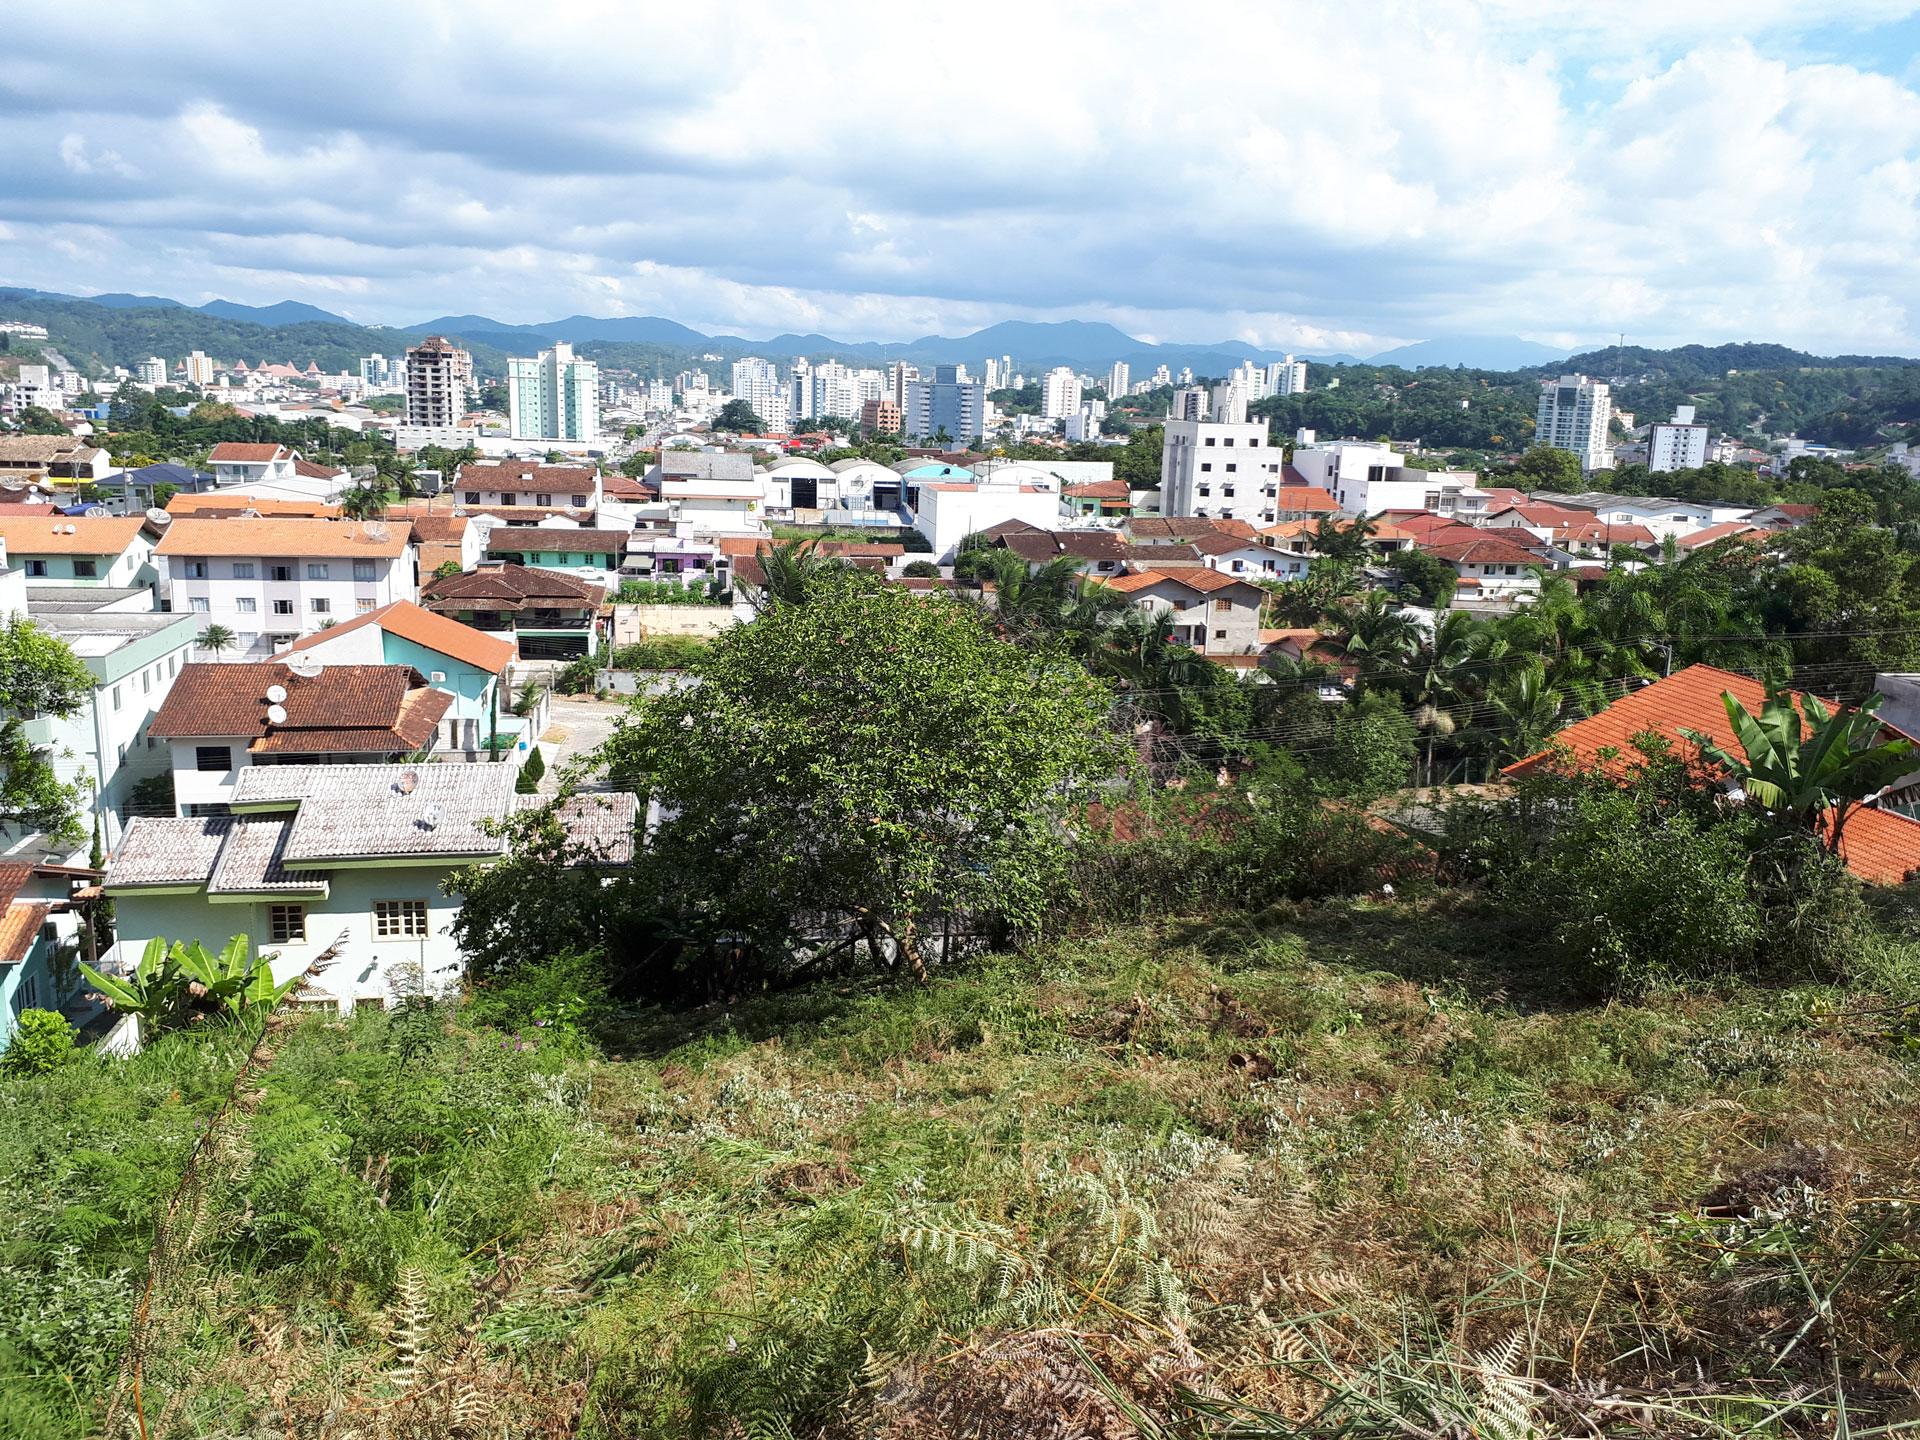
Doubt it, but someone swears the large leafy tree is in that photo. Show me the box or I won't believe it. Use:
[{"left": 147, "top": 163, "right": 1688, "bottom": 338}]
[
  {"left": 599, "top": 575, "right": 1122, "bottom": 979},
  {"left": 0, "top": 616, "right": 95, "bottom": 839},
  {"left": 713, "top": 399, "right": 765, "bottom": 433}
]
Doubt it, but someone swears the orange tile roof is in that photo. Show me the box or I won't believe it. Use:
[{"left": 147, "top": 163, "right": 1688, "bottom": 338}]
[
  {"left": 0, "top": 515, "right": 148, "bottom": 554},
  {"left": 156, "top": 516, "right": 412, "bottom": 559},
  {"left": 207, "top": 443, "right": 291, "bottom": 463},
  {"left": 167, "top": 494, "right": 341, "bottom": 518},
  {"left": 1676, "top": 521, "right": 1765, "bottom": 551},
  {"left": 1066, "top": 479, "right": 1130, "bottom": 499},
  {"left": 283, "top": 600, "right": 514, "bottom": 675},
  {"left": 1101, "top": 568, "right": 1258, "bottom": 597},
  {"left": 0, "top": 901, "right": 52, "bottom": 966},
  {"left": 1272, "top": 485, "right": 1338, "bottom": 512},
  {"left": 1505, "top": 664, "right": 1920, "bottom": 884}
]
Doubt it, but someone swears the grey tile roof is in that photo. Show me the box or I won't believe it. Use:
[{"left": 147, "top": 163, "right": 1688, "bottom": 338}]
[
  {"left": 542, "top": 792, "right": 638, "bottom": 865},
  {"left": 106, "top": 817, "right": 233, "bottom": 887},
  {"left": 235, "top": 763, "right": 519, "bottom": 862},
  {"left": 207, "top": 816, "right": 328, "bottom": 894}
]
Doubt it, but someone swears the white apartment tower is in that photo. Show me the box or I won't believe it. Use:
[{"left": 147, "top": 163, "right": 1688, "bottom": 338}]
[
  {"left": 1648, "top": 405, "right": 1710, "bottom": 473},
  {"left": 184, "top": 351, "right": 215, "bottom": 386},
  {"left": 136, "top": 357, "right": 167, "bottom": 388},
  {"left": 1535, "top": 374, "right": 1613, "bottom": 473},
  {"left": 404, "top": 336, "right": 474, "bottom": 428},
  {"left": 730, "top": 357, "right": 790, "bottom": 431},
  {"left": 1160, "top": 418, "right": 1286, "bottom": 525},
  {"left": 1265, "top": 356, "right": 1308, "bottom": 396},
  {"left": 1041, "top": 366, "right": 1083, "bottom": 420},
  {"left": 1171, "top": 386, "right": 1209, "bottom": 421},
  {"left": 507, "top": 341, "right": 599, "bottom": 442},
  {"left": 1106, "top": 361, "right": 1130, "bottom": 400}
]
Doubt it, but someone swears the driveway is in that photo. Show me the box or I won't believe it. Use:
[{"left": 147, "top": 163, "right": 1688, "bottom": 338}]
[{"left": 539, "top": 693, "right": 629, "bottom": 792}]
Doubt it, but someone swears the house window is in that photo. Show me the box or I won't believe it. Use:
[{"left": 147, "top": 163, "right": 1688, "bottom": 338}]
[
  {"left": 464, "top": 492, "right": 481, "bottom": 505},
  {"left": 1213, "top": 599, "right": 1232, "bottom": 612},
  {"left": 1225, "top": 464, "right": 1237, "bottom": 473},
  {"left": 273, "top": 599, "right": 294, "bottom": 615},
  {"left": 535, "top": 493, "right": 552, "bottom": 506},
  {"left": 373, "top": 899, "right": 430, "bottom": 938},
  {"left": 194, "top": 745, "right": 231, "bottom": 772},
  {"left": 1204, "top": 437, "right": 1216, "bottom": 446},
  {"left": 1214, "top": 629, "right": 1228, "bottom": 639},
  {"left": 307, "top": 563, "right": 329, "bottom": 580},
  {"left": 1223, "top": 438, "right": 1235, "bottom": 447},
  {"left": 268, "top": 904, "right": 307, "bottom": 944},
  {"left": 356, "top": 598, "right": 376, "bottom": 613},
  {"left": 111, "top": 685, "right": 122, "bottom": 710},
  {"left": 232, "top": 562, "right": 255, "bottom": 579},
  {"left": 189, "top": 597, "right": 210, "bottom": 612},
  {"left": 571, "top": 494, "right": 588, "bottom": 506},
  {"left": 184, "top": 561, "right": 208, "bottom": 579},
  {"left": 270, "top": 564, "right": 294, "bottom": 582},
  {"left": 1200, "top": 463, "right": 1212, "bottom": 472},
  {"left": 24, "top": 560, "right": 46, "bottom": 577},
  {"left": 311, "top": 598, "right": 330, "bottom": 614},
  {"left": 72, "top": 559, "right": 97, "bottom": 577},
  {"left": 237, "top": 597, "right": 257, "bottom": 613},
  {"left": 353, "top": 560, "right": 375, "bottom": 582}
]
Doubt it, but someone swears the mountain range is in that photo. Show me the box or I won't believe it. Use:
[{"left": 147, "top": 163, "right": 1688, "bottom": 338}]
[{"left": 1, "top": 285, "right": 1588, "bottom": 373}]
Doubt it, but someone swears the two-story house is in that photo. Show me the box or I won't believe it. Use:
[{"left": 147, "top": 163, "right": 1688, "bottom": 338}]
[
  {"left": 206, "top": 443, "right": 300, "bottom": 489},
  {"left": 454, "top": 461, "right": 601, "bottom": 515},
  {"left": 0, "top": 515, "right": 161, "bottom": 597},
  {"left": 280, "top": 602, "right": 519, "bottom": 756},
  {"left": 149, "top": 660, "right": 452, "bottom": 815},
  {"left": 101, "top": 765, "right": 635, "bottom": 1011},
  {"left": 155, "top": 517, "right": 417, "bottom": 654},
  {"left": 421, "top": 561, "right": 603, "bottom": 659},
  {"left": 1098, "top": 569, "right": 1267, "bottom": 657}
]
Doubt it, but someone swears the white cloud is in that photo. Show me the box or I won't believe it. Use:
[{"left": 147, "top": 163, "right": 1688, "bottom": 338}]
[{"left": 0, "top": 0, "right": 1916, "bottom": 353}]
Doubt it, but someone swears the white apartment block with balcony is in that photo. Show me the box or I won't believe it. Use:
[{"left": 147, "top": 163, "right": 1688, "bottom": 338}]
[
  {"left": 507, "top": 341, "right": 599, "bottom": 442},
  {"left": 156, "top": 517, "right": 419, "bottom": 655},
  {"left": 1158, "top": 419, "right": 1285, "bottom": 525},
  {"left": 1535, "top": 374, "right": 1613, "bottom": 473},
  {"left": 1284, "top": 433, "right": 1480, "bottom": 517},
  {"left": 1041, "top": 366, "right": 1083, "bottom": 420},
  {"left": 1648, "top": 405, "right": 1711, "bottom": 473}
]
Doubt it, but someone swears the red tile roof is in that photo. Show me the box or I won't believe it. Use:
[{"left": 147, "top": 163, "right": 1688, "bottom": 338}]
[
  {"left": 456, "top": 461, "right": 599, "bottom": 494},
  {"left": 1421, "top": 533, "right": 1547, "bottom": 567},
  {"left": 292, "top": 458, "right": 346, "bottom": 480},
  {"left": 149, "top": 662, "right": 450, "bottom": 752},
  {"left": 1066, "top": 479, "right": 1130, "bottom": 499},
  {"left": 156, "top": 517, "right": 411, "bottom": 558},
  {"left": 1675, "top": 521, "right": 1765, "bottom": 551},
  {"left": 282, "top": 600, "right": 514, "bottom": 675},
  {"left": 423, "top": 563, "right": 600, "bottom": 611},
  {"left": 1505, "top": 664, "right": 1920, "bottom": 885}
]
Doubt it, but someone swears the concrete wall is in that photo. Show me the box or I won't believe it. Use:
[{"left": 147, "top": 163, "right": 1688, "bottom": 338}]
[{"left": 610, "top": 605, "right": 737, "bottom": 644}]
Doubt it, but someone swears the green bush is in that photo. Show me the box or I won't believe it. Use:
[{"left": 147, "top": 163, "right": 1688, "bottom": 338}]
[
  {"left": 515, "top": 747, "right": 545, "bottom": 793},
  {"left": 0, "top": 1009, "right": 74, "bottom": 1076},
  {"left": 610, "top": 635, "right": 709, "bottom": 670},
  {"left": 554, "top": 655, "right": 599, "bottom": 694},
  {"left": 901, "top": 559, "right": 941, "bottom": 579}
]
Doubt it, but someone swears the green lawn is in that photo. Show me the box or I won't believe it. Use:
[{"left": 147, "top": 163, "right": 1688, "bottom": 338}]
[{"left": 4, "top": 899, "right": 1917, "bottom": 1437}]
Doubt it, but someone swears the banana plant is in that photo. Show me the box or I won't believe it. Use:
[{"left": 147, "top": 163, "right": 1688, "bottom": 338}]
[{"left": 79, "top": 933, "right": 304, "bottom": 1030}]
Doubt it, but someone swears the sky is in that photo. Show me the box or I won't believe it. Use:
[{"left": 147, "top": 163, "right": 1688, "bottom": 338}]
[{"left": 3, "top": 0, "right": 1920, "bottom": 356}]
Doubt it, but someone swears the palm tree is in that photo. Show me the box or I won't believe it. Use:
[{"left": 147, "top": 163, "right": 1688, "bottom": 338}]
[
  {"left": 1310, "top": 513, "right": 1378, "bottom": 566},
  {"left": 340, "top": 478, "right": 397, "bottom": 520},
  {"left": 1682, "top": 690, "right": 1915, "bottom": 854},
  {"left": 752, "top": 538, "right": 845, "bottom": 612},
  {"left": 1408, "top": 608, "right": 1481, "bottom": 785},
  {"left": 197, "top": 623, "right": 237, "bottom": 661},
  {"left": 1483, "top": 656, "right": 1577, "bottom": 773},
  {"left": 976, "top": 551, "right": 1083, "bottom": 636},
  {"left": 1322, "top": 590, "right": 1420, "bottom": 683}
]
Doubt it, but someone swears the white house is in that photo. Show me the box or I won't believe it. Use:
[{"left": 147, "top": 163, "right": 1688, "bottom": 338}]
[
  {"left": 100, "top": 765, "right": 636, "bottom": 1011},
  {"left": 206, "top": 443, "right": 300, "bottom": 489},
  {"left": 660, "top": 477, "right": 765, "bottom": 536},
  {"left": 7, "top": 611, "right": 201, "bottom": 855},
  {"left": 0, "top": 515, "right": 160, "bottom": 594},
  {"left": 908, "top": 469, "right": 1063, "bottom": 561},
  {"left": 149, "top": 660, "right": 454, "bottom": 815},
  {"left": 1097, "top": 569, "right": 1267, "bottom": 657},
  {"left": 156, "top": 517, "right": 418, "bottom": 655},
  {"left": 453, "top": 460, "right": 602, "bottom": 514}
]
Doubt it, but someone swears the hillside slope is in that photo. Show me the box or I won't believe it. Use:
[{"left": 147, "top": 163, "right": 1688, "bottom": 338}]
[{"left": 3, "top": 901, "right": 1915, "bottom": 1438}]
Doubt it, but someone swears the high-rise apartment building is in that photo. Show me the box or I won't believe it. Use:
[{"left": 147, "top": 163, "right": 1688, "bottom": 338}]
[
  {"left": 359, "top": 353, "right": 397, "bottom": 388},
  {"left": 136, "top": 357, "right": 168, "bottom": 388},
  {"left": 809, "top": 361, "right": 861, "bottom": 421},
  {"left": 1210, "top": 380, "right": 1250, "bottom": 424},
  {"left": 860, "top": 397, "right": 902, "bottom": 435},
  {"left": 888, "top": 361, "right": 918, "bottom": 410},
  {"left": 730, "top": 356, "right": 788, "bottom": 429},
  {"left": 1106, "top": 362, "right": 1130, "bottom": 401},
  {"left": 1151, "top": 364, "right": 1172, "bottom": 388},
  {"left": 1160, "top": 418, "right": 1286, "bottom": 524},
  {"left": 983, "top": 358, "right": 1002, "bottom": 390},
  {"left": 1534, "top": 374, "right": 1613, "bottom": 473},
  {"left": 904, "top": 365, "right": 987, "bottom": 444},
  {"left": 404, "top": 335, "right": 474, "bottom": 428},
  {"left": 1266, "top": 355, "right": 1308, "bottom": 396},
  {"left": 1648, "top": 405, "right": 1709, "bottom": 473},
  {"left": 184, "top": 351, "right": 215, "bottom": 386},
  {"left": 1171, "top": 386, "right": 1209, "bottom": 421},
  {"left": 1041, "top": 366, "right": 1082, "bottom": 420},
  {"left": 506, "top": 341, "right": 599, "bottom": 442}
]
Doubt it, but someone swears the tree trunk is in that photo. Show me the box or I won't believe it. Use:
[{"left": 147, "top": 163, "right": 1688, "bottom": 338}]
[{"left": 897, "top": 915, "right": 927, "bottom": 984}]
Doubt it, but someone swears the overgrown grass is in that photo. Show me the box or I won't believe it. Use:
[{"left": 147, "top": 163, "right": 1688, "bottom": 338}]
[{"left": 4, "top": 900, "right": 1919, "bottom": 1437}]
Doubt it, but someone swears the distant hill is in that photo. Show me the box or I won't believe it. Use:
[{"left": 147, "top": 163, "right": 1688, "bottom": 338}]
[
  {"left": 198, "top": 298, "right": 356, "bottom": 327},
  {"left": 1369, "top": 335, "right": 1576, "bottom": 370},
  {"left": 1554, "top": 341, "right": 1920, "bottom": 381}
]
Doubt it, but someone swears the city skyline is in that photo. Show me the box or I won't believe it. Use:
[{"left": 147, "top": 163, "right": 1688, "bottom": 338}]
[{"left": 4, "top": 2, "right": 1920, "bottom": 356}]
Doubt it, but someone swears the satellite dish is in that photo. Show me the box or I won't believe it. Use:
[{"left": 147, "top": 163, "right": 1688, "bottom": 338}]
[
  {"left": 265, "top": 684, "right": 288, "bottom": 703},
  {"left": 420, "top": 805, "right": 441, "bottom": 831},
  {"left": 362, "top": 521, "right": 390, "bottom": 542},
  {"left": 241, "top": 508, "right": 262, "bottom": 519},
  {"left": 145, "top": 507, "right": 171, "bottom": 526},
  {"left": 395, "top": 769, "right": 419, "bottom": 795},
  {"left": 286, "top": 652, "right": 323, "bottom": 679},
  {"left": 64, "top": 523, "right": 77, "bottom": 535},
  {"left": 266, "top": 703, "right": 288, "bottom": 725}
]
